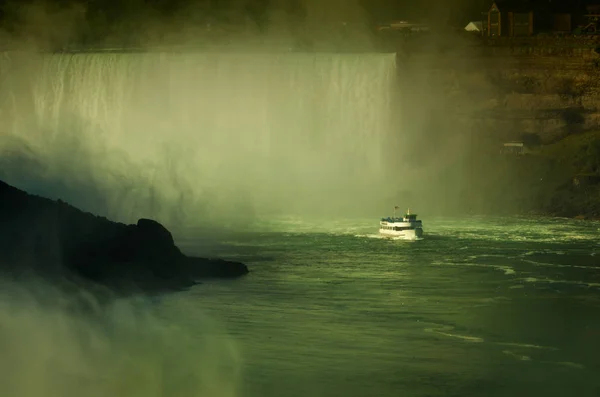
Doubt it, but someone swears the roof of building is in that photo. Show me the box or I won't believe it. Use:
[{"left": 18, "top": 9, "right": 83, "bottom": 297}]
[
  {"left": 490, "top": 0, "right": 585, "bottom": 13},
  {"left": 491, "top": 1, "right": 535, "bottom": 12}
]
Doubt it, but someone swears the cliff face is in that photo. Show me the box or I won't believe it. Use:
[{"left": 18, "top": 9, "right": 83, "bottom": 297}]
[
  {"left": 0, "top": 179, "right": 249, "bottom": 292},
  {"left": 386, "top": 34, "right": 600, "bottom": 218},
  {"left": 398, "top": 36, "right": 600, "bottom": 142}
]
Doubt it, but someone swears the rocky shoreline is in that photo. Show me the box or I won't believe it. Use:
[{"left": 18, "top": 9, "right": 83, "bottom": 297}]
[{"left": 0, "top": 179, "right": 249, "bottom": 294}]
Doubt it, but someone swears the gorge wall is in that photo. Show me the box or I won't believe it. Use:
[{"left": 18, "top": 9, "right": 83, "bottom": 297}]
[
  {"left": 389, "top": 34, "right": 600, "bottom": 216},
  {"left": 397, "top": 35, "right": 600, "bottom": 144}
]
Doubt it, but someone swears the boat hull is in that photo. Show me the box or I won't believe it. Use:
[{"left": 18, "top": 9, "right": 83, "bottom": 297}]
[{"left": 379, "top": 227, "right": 423, "bottom": 240}]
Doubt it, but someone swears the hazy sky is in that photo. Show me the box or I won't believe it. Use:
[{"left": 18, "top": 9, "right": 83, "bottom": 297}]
[{"left": 0, "top": 0, "right": 510, "bottom": 28}]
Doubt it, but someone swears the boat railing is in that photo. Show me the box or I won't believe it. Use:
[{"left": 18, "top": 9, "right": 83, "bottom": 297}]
[{"left": 381, "top": 217, "right": 420, "bottom": 222}]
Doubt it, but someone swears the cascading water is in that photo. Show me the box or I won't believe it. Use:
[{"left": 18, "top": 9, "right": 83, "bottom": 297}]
[{"left": 0, "top": 51, "right": 396, "bottom": 228}]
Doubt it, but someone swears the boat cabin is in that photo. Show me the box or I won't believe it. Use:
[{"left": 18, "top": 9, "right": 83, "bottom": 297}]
[
  {"left": 404, "top": 213, "right": 417, "bottom": 221},
  {"left": 379, "top": 206, "right": 424, "bottom": 240},
  {"left": 381, "top": 225, "right": 414, "bottom": 231}
]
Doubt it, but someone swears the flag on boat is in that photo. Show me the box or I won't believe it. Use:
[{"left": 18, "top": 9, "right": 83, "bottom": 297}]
[{"left": 394, "top": 206, "right": 399, "bottom": 209}]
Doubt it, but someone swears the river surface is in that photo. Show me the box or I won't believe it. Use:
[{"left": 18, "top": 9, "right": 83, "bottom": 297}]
[{"left": 162, "top": 216, "right": 600, "bottom": 397}]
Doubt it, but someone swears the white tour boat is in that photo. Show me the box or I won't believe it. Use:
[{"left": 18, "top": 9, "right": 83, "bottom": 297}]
[{"left": 379, "top": 207, "right": 423, "bottom": 240}]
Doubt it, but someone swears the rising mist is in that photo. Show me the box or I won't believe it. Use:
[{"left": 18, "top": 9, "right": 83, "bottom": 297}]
[
  {"left": 0, "top": 0, "right": 530, "bottom": 227},
  {"left": 0, "top": 0, "right": 406, "bottom": 230},
  {"left": 0, "top": 278, "right": 240, "bottom": 397},
  {"left": 0, "top": 51, "right": 396, "bottom": 226}
]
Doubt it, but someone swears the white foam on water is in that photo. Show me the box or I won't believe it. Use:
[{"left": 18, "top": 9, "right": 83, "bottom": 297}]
[
  {"left": 521, "top": 277, "right": 600, "bottom": 289},
  {"left": 541, "top": 361, "right": 585, "bottom": 369},
  {"left": 356, "top": 233, "right": 387, "bottom": 239},
  {"left": 433, "top": 261, "right": 516, "bottom": 276},
  {"left": 521, "top": 259, "right": 594, "bottom": 271},
  {"left": 497, "top": 266, "right": 516, "bottom": 275},
  {"left": 502, "top": 350, "right": 532, "bottom": 361},
  {"left": 423, "top": 325, "right": 484, "bottom": 343},
  {"left": 497, "top": 342, "right": 558, "bottom": 351}
]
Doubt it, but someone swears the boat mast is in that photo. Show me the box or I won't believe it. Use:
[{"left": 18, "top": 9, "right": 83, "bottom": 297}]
[{"left": 393, "top": 205, "right": 399, "bottom": 218}]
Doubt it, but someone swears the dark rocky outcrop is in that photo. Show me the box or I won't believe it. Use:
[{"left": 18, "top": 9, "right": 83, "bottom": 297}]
[{"left": 0, "top": 179, "right": 248, "bottom": 293}]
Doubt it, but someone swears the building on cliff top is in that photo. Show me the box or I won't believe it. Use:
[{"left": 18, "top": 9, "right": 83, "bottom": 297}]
[
  {"left": 579, "top": 3, "right": 600, "bottom": 34},
  {"left": 487, "top": 0, "right": 595, "bottom": 37},
  {"left": 488, "top": 1, "right": 534, "bottom": 37}
]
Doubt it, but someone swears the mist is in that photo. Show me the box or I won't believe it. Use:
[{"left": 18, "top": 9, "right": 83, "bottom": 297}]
[
  {"left": 0, "top": 0, "right": 408, "bottom": 231},
  {"left": 380, "top": 19, "right": 548, "bottom": 218},
  {"left": 0, "top": 0, "right": 528, "bottom": 227},
  {"left": 391, "top": 35, "right": 492, "bottom": 216},
  {"left": 0, "top": 278, "right": 240, "bottom": 397},
  {"left": 0, "top": 51, "right": 396, "bottom": 226}
]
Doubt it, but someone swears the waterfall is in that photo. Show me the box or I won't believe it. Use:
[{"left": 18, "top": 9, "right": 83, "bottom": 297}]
[{"left": 0, "top": 51, "right": 396, "bottom": 227}]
